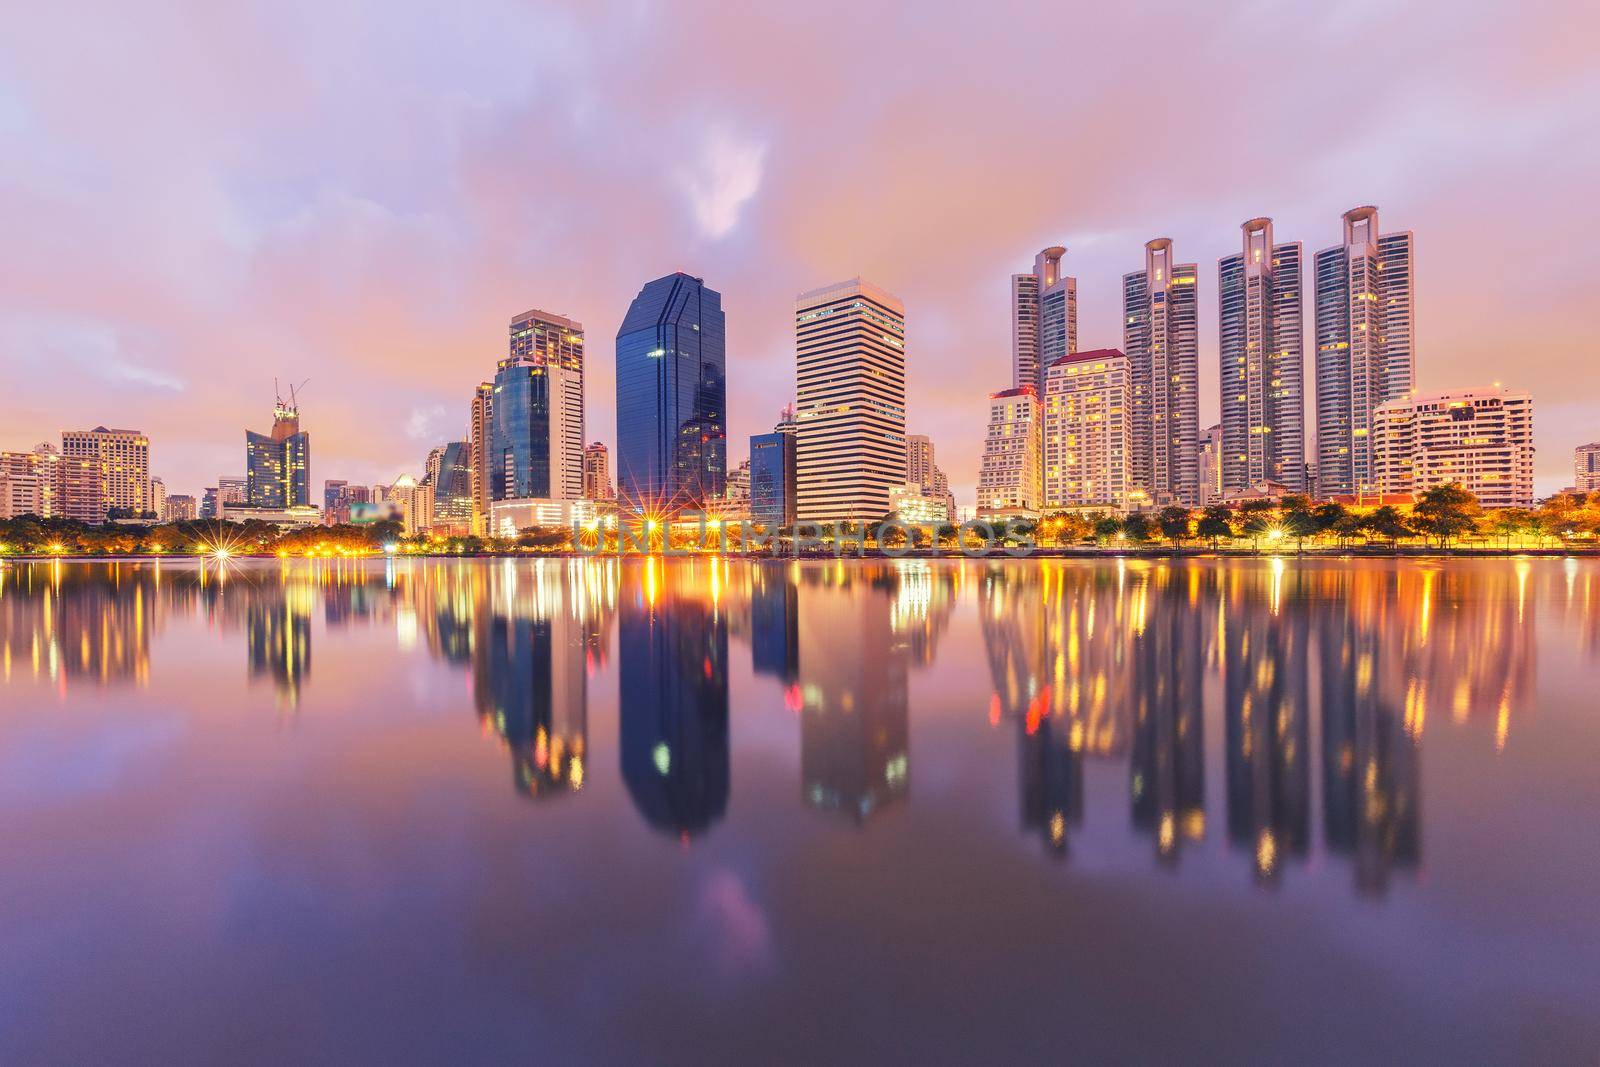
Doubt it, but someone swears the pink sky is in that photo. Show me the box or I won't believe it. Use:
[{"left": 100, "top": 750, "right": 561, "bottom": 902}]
[{"left": 3, "top": 1, "right": 1597, "bottom": 500}]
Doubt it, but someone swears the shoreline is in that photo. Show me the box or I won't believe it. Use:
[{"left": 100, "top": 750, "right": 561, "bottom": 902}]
[{"left": 6, "top": 545, "right": 1598, "bottom": 563}]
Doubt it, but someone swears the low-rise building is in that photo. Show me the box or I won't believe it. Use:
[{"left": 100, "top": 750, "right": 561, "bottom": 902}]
[{"left": 1373, "top": 387, "right": 1534, "bottom": 508}]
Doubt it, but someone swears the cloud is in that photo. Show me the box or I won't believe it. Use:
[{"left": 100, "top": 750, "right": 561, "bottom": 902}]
[
  {"left": 0, "top": 312, "right": 185, "bottom": 393},
  {"left": 405, "top": 405, "right": 449, "bottom": 442},
  {"left": 677, "top": 125, "right": 766, "bottom": 240}
]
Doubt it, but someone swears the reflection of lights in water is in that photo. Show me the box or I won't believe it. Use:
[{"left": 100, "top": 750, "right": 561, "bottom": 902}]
[
  {"left": 1256, "top": 830, "right": 1278, "bottom": 875},
  {"left": 396, "top": 608, "right": 418, "bottom": 649}
]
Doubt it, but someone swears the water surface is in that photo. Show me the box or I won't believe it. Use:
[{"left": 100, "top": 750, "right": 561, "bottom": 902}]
[{"left": 1, "top": 557, "right": 1596, "bottom": 1062}]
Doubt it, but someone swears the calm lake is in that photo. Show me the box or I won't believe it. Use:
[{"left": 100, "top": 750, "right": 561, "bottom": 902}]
[{"left": 1, "top": 556, "right": 1596, "bottom": 1062}]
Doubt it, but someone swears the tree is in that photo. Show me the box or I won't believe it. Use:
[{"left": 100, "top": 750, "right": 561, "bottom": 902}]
[
  {"left": 1312, "top": 502, "right": 1349, "bottom": 543},
  {"left": 517, "top": 525, "right": 571, "bottom": 551},
  {"left": 1092, "top": 514, "right": 1123, "bottom": 545},
  {"left": 1121, "top": 513, "right": 1155, "bottom": 543},
  {"left": 1197, "top": 505, "right": 1233, "bottom": 549},
  {"left": 1281, "top": 507, "right": 1319, "bottom": 552},
  {"left": 1361, "top": 506, "right": 1412, "bottom": 550},
  {"left": 1241, "top": 513, "right": 1272, "bottom": 553},
  {"left": 1056, "top": 513, "right": 1092, "bottom": 545},
  {"left": 1412, "top": 482, "right": 1482, "bottom": 548},
  {"left": 1487, "top": 508, "right": 1533, "bottom": 550},
  {"left": 1158, "top": 506, "right": 1192, "bottom": 546}
]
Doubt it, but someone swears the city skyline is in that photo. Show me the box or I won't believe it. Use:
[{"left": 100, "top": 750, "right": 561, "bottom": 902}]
[{"left": 4, "top": 4, "right": 1597, "bottom": 502}]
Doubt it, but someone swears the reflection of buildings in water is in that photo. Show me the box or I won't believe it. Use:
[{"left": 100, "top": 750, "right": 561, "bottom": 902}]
[
  {"left": 619, "top": 561, "right": 729, "bottom": 837},
  {"left": 1223, "top": 586, "right": 1311, "bottom": 883},
  {"left": 978, "top": 562, "right": 1139, "bottom": 758},
  {"left": 887, "top": 560, "right": 959, "bottom": 668},
  {"left": 1319, "top": 611, "right": 1421, "bottom": 896},
  {"left": 1019, "top": 714, "right": 1082, "bottom": 856},
  {"left": 467, "top": 560, "right": 614, "bottom": 800},
  {"left": 1129, "top": 570, "right": 1206, "bottom": 864},
  {"left": 245, "top": 584, "right": 313, "bottom": 705},
  {"left": 750, "top": 562, "right": 799, "bottom": 684},
  {"left": 476, "top": 614, "right": 588, "bottom": 798},
  {"left": 797, "top": 568, "right": 910, "bottom": 824},
  {"left": 0, "top": 562, "right": 159, "bottom": 687},
  {"left": 1561, "top": 560, "right": 1599, "bottom": 660},
  {"left": 1399, "top": 565, "right": 1534, "bottom": 753}
]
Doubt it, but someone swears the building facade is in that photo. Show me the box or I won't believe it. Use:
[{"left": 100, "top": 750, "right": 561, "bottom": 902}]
[
  {"left": 1123, "top": 238, "right": 1199, "bottom": 505},
  {"left": 977, "top": 386, "right": 1041, "bottom": 515},
  {"left": 164, "top": 494, "right": 197, "bottom": 522},
  {"left": 470, "top": 381, "right": 494, "bottom": 532},
  {"left": 245, "top": 401, "right": 310, "bottom": 509},
  {"left": 1315, "top": 206, "right": 1416, "bottom": 497},
  {"left": 62, "top": 426, "right": 151, "bottom": 517},
  {"left": 509, "top": 308, "right": 585, "bottom": 500},
  {"left": 387, "top": 475, "right": 435, "bottom": 535},
  {"left": 1372, "top": 388, "right": 1534, "bottom": 508},
  {"left": 750, "top": 422, "right": 797, "bottom": 528},
  {"left": 582, "top": 442, "right": 613, "bottom": 501},
  {"left": 1197, "top": 423, "right": 1223, "bottom": 507},
  {"left": 1042, "top": 349, "right": 1132, "bottom": 510},
  {"left": 1577, "top": 443, "right": 1600, "bottom": 493},
  {"left": 431, "top": 441, "right": 474, "bottom": 533},
  {"left": 1219, "top": 218, "right": 1305, "bottom": 494},
  {"left": 616, "top": 273, "right": 727, "bottom": 514},
  {"left": 1012, "top": 246, "right": 1076, "bottom": 393},
  {"left": 795, "top": 278, "right": 906, "bottom": 523},
  {"left": 490, "top": 356, "right": 578, "bottom": 503}
]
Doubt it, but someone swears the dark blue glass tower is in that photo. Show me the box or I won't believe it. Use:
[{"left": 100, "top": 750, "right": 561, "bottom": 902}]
[
  {"left": 245, "top": 403, "right": 310, "bottom": 508},
  {"left": 749, "top": 428, "right": 795, "bottom": 527},
  {"left": 615, "top": 273, "right": 726, "bottom": 514},
  {"left": 489, "top": 357, "right": 553, "bottom": 500}
]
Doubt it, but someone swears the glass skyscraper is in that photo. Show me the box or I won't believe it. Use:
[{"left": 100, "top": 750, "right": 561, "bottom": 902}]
[
  {"left": 489, "top": 356, "right": 562, "bottom": 500},
  {"left": 245, "top": 402, "right": 310, "bottom": 508},
  {"left": 615, "top": 273, "right": 726, "bottom": 513},
  {"left": 749, "top": 422, "right": 796, "bottom": 528}
]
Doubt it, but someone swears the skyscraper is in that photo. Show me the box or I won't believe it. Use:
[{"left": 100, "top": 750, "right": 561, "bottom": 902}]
[
  {"left": 1315, "top": 206, "right": 1417, "bottom": 498},
  {"left": 62, "top": 426, "right": 150, "bottom": 517},
  {"left": 1372, "top": 387, "right": 1534, "bottom": 508},
  {"left": 469, "top": 381, "right": 494, "bottom": 532},
  {"left": 1576, "top": 443, "right": 1600, "bottom": 493},
  {"left": 977, "top": 386, "right": 1041, "bottom": 515},
  {"left": 1123, "top": 238, "right": 1199, "bottom": 505},
  {"left": 615, "top": 273, "right": 727, "bottom": 514},
  {"left": 1197, "top": 423, "right": 1223, "bottom": 507},
  {"left": 795, "top": 278, "right": 906, "bottom": 523},
  {"left": 1012, "top": 246, "right": 1076, "bottom": 393},
  {"left": 489, "top": 354, "right": 577, "bottom": 501},
  {"left": 582, "top": 442, "right": 613, "bottom": 501},
  {"left": 1043, "top": 349, "right": 1132, "bottom": 509},
  {"left": 750, "top": 412, "right": 798, "bottom": 529},
  {"left": 1219, "top": 218, "right": 1305, "bottom": 494},
  {"left": 423, "top": 446, "right": 446, "bottom": 490},
  {"left": 509, "top": 309, "right": 585, "bottom": 500},
  {"left": 431, "top": 441, "right": 474, "bottom": 532},
  {"left": 245, "top": 398, "right": 310, "bottom": 508}
]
